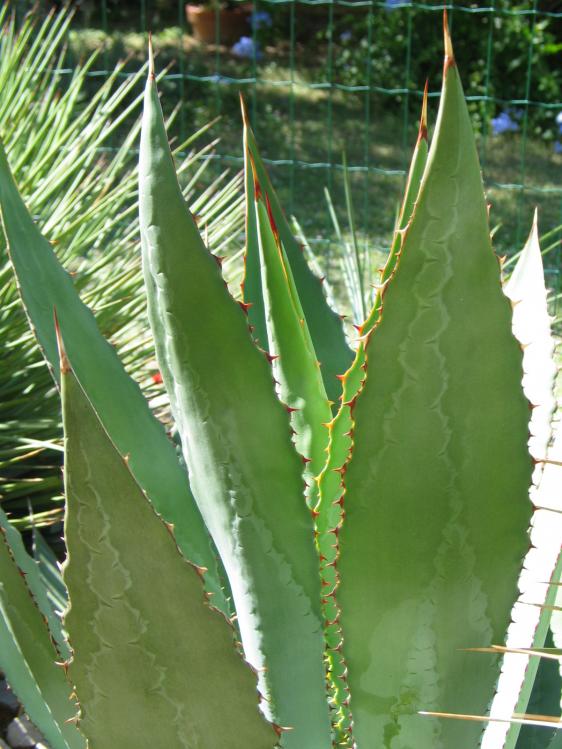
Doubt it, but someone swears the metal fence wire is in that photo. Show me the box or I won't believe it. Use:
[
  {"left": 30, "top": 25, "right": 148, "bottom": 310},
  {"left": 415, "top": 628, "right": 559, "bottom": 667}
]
[{"left": 16, "top": 0, "right": 562, "bottom": 308}]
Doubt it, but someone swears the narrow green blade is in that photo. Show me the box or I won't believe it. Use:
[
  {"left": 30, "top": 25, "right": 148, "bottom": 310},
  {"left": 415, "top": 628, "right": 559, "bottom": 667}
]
[
  {"left": 0, "top": 507, "right": 68, "bottom": 657},
  {"left": 515, "top": 629, "right": 562, "bottom": 749},
  {"left": 139, "top": 58, "right": 331, "bottom": 749},
  {"left": 60, "top": 345, "right": 275, "bottom": 749},
  {"left": 0, "top": 525, "right": 84, "bottom": 749},
  {"left": 0, "top": 140, "right": 227, "bottom": 615},
  {"left": 32, "top": 527, "right": 68, "bottom": 619},
  {"left": 337, "top": 25, "right": 532, "bottom": 749},
  {"left": 251, "top": 164, "right": 332, "bottom": 507},
  {"left": 240, "top": 98, "right": 353, "bottom": 404}
]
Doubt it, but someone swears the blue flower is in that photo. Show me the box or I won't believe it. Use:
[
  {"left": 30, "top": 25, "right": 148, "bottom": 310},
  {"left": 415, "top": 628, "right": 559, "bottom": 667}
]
[
  {"left": 251, "top": 10, "right": 272, "bottom": 30},
  {"left": 491, "top": 111, "right": 519, "bottom": 135},
  {"left": 556, "top": 111, "right": 562, "bottom": 134},
  {"left": 339, "top": 30, "right": 352, "bottom": 43},
  {"left": 554, "top": 141, "right": 562, "bottom": 155},
  {"left": 385, "top": 0, "right": 406, "bottom": 9},
  {"left": 232, "top": 36, "right": 262, "bottom": 59}
]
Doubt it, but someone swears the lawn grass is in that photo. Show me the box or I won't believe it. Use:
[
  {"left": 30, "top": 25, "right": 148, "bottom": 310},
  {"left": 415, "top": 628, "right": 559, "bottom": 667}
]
[{"left": 66, "top": 25, "right": 561, "bottom": 302}]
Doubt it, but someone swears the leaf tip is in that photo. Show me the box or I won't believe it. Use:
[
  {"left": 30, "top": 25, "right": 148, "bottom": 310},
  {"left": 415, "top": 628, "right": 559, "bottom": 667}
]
[
  {"left": 148, "top": 32, "right": 155, "bottom": 80},
  {"left": 418, "top": 80, "right": 429, "bottom": 142},
  {"left": 53, "top": 308, "right": 71, "bottom": 375},
  {"left": 239, "top": 92, "right": 250, "bottom": 127},
  {"left": 443, "top": 10, "right": 455, "bottom": 70}
]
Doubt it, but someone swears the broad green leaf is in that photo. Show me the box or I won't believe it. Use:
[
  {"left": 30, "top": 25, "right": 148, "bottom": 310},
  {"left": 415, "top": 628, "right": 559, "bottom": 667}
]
[
  {"left": 241, "top": 98, "right": 353, "bottom": 404},
  {"left": 60, "top": 347, "right": 275, "bottom": 749},
  {"left": 139, "top": 58, "right": 331, "bottom": 749},
  {"left": 0, "top": 140, "right": 228, "bottom": 615},
  {"left": 0, "top": 507, "right": 68, "bottom": 657},
  {"left": 251, "top": 165, "right": 331, "bottom": 507},
  {"left": 314, "top": 89, "right": 429, "bottom": 733},
  {"left": 0, "top": 525, "right": 84, "bottom": 749},
  {"left": 337, "top": 27, "right": 532, "bottom": 749}
]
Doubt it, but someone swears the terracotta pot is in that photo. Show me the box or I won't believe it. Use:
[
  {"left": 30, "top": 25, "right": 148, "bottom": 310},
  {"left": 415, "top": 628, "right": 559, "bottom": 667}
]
[{"left": 186, "top": 4, "right": 250, "bottom": 45}]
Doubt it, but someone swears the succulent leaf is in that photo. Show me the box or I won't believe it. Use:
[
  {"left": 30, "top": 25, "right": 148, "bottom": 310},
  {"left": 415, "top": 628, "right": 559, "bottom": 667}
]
[
  {"left": 0, "top": 520, "right": 84, "bottom": 749},
  {"left": 495, "top": 217, "right": 560, "bottom": 749},
  {"left": 60, "top": 344, "right": 275, "bottom": 749},
  {"left": 0, "top": 140, "right": 228, "bottom": 615},
  {"left": 504, "top": 422, "right": 562, "bottom": 749},
  {"left": 32, "top": 527, "right": 68, "bottom": 619},
  {"left": 139, "top": 60, "right": 331, "bottom": 749},
  {"left": 337, "top": 25, "right": 533, "bottom": 748},
  {"left": 241, "top": 97, "right": 353, "bottom": 404},
  {"left": 0, "top": 507, "right": 68, "bottom": 657},
  {"left": 504, "top": 213, "right": 557, "bottom": 465},
  {"left": 314, "top": 88, "right": 429, "bottom": 735},
  {"left": 251, "top": 166, "right": 332, "bottom": 507}
]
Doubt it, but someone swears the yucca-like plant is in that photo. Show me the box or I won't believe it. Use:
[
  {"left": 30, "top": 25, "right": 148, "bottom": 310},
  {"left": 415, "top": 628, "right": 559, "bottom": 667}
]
[
  {"left": 0, "top": 13, "right": 560, "bottom": 749},
  {"left": 0, "top": 5, "right": 246, "bottom": 528}
]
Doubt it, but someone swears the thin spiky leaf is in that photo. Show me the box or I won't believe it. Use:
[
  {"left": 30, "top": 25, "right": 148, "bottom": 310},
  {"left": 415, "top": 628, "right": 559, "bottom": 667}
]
[
  {"left": 251, "top": 163, "right": 332, "bottom": 507},
  {"left": 241, "top": 97, "right": 353, "bottom": 404},
  {"left": 0, "top": 140, "right": 228, "bottom": 614},
  {"left": 0, "top": 521, "right": 84, "bottom": 749}
]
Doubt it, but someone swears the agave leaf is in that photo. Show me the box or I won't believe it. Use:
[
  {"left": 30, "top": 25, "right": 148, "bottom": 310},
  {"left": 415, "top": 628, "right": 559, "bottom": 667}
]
[
  {"left": 337, "top": 22, "right": 532, "bottom": 748},
  {"left": 32, "top": 525, "right": 68, "bottom": 619},
  {"left": 60, "top": 341, "right": 275, "bottom": 749},
  {"left": 513, "top": 629, "right": 562, "bottom": 749},
  {"left": 502, "top": 423, "right": 562, "bottom": 749},
  {"left": 139, "top": 55, "right": 331, "bottom": 749},
  {"left": 240, "top": 97, "right": 353, "bottom": 404},
  {"left": 0, "top": 524, "right": 84, "bottom": 749},
  {"left": 0, "top": 507, "right": 68, "bottom": 657},
  {"left": 504, "top": 213, "right": 557, "bottom": 464},
  {"left": 0, "top": 141, "right": 228, "bottom": 615},
  {"left": 250, "top": 162, "right": 332, "bottom": 507},
  {"left": 493, "top": 215, "right": 559, "bottom": 749},
  {"left": 314, "top": 88, "right": 429, "bottom": 733}
]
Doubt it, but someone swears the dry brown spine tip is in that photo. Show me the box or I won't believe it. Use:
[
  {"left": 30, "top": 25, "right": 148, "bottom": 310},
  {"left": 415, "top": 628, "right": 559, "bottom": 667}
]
[
  {"left": 53, "top": 309, "right": 71, "bottom": 374},
  {"left": 148, "top": 32, "right": 155, "bottom": 80},
  {"left": 238, "top": 301, "right": 253, "bottom": 314},
  {"left": 443, "top": 9, "right": 455, "bottom": 69},
  {"left": 239, "top": 92, "right": 250, "bottom": 127},
  {"left": 418, "top": 80, "right": 429, "bottom": 142}
]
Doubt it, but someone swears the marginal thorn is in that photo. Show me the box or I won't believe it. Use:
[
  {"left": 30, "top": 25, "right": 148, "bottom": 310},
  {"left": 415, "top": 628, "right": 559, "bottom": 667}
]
[
  {"left": 53, "top": 309, "right": 71, "bottom": 374},
  {"left": 238, "top": 301, "right": 253, "bottom": 315}
]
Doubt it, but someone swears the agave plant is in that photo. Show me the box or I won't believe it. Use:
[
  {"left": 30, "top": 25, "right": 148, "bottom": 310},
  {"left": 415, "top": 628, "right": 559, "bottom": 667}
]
[
  {"left": 0, "top": 5, "right": 245, "bottom": 528},
  {"left": 0, "top": 14, "right": 560, "bottom": 749}
]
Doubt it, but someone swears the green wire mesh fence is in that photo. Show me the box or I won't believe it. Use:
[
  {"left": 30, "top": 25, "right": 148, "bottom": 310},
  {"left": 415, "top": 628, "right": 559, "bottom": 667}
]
[{"left": 14, "top": 0, "right": 562, "bottom": 311}]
